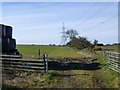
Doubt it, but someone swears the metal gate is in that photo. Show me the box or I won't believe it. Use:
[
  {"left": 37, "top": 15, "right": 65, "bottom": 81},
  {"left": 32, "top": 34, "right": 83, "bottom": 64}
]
[{"left": 106, "top": 51, "right": 120, "bottom": 73}]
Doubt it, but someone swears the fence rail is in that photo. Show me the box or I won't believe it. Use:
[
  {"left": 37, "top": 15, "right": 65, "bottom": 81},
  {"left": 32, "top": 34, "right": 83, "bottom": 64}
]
[
  {"left": 0, "top": 54, "right": 22, "bottom": 58},
  {"left": 0, "top": 54, "right": 48, "bottom": 73},
  {"left": 106, "top": 51, "right": 120, "bottom": 73}
]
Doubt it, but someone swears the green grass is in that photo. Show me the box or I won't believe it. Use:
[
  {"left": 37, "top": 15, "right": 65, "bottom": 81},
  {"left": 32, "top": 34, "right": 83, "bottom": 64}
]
[
  {"left": 79, "top": 45, "right": 119, "bottom": 88},
  {"left": 17, "top": 45, "right": 83, "bottom": 59},
  {"left": 92, "top": 49, "right": 119, "bottom": 88},
  {"left": 95, "top": 45, "right": 119, "bottom": 52},
  {"left": 15, "top": 44, "right": 119, "bottom": 88}
]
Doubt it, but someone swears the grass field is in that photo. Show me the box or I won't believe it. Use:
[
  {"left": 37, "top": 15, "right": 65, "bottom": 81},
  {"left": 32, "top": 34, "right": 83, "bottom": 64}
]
[
  {"left": 3, "top": 44, "right": 119, "bottom": 88},
  {"left": 95, "top": 45, "right": 119, "bottom": 52},
  {"left": 90, "top": 45, "right": 119, "bottom": 88},
  {"left": 16, "top": 45, "right": 88, "bottom": 59}
]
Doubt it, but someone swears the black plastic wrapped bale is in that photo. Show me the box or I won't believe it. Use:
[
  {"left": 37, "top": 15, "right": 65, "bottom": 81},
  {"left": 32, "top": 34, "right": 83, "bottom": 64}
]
[
  {"left": 0, "top": 24, "right": 20, "bottom": 55},
  {"left": 2, "top": 38, "right": 10, "bottom": 52},
  {"left": 0, "top": 38, "right": 2, "bottom": 54},
  {"left": 0, "top": 24, "right": 3, "bottom": 38},
  {"left": 10, "top": 38, "right": 16, "bottom": 51},
  {"left": 0, "top": 24, "right": 12, "bottom": 38},
  {"left": 4, "top": 25, "right": 12, "bottom": 38},
  {"left": 0, "top": 24, "right": 5, "bottom": 37},
  {"left": 0, "top": 25, "right": 2, "bottom": 54},
  {"left": 7, "top": 49, "right": 20, "bottom": 55}
]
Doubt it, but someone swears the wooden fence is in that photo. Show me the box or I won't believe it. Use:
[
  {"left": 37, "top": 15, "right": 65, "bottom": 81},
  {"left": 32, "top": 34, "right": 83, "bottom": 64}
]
[
  {"left": 106, "top": 51, "right": 120, "bottom": 73},
  {"left": 0, "top": 54, "right": 48, "bottom": 73}
]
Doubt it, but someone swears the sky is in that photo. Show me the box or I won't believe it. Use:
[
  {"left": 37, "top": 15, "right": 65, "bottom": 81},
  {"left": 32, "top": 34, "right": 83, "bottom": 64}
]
[{"left": 1, "top": 1, "right": 118, "bottom": 45}]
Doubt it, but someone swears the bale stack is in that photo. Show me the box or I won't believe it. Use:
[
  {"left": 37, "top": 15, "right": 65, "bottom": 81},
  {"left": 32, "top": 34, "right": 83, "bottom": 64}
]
[{"left": 0, "top": 24, "right": 20, "bottom": 55}]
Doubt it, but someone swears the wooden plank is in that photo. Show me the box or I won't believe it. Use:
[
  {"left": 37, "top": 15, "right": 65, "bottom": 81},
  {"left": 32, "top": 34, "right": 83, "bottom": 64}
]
[
  {"left": 0, "top": 55, "right": 22, "bottom": 58},
  {"left": 1, "top": 59, "right": 44, "bottom": 63},
  {"left": 0, "top": 58, "right": 43, "bottom": 61},
  {"left": 1, "top": 65, "right": 44, "bottom": 69},
  {"left": 2, "top": 67, "right": 44, "bottom": 72},
  {"left": 1, "top": 64, "right": 44, "bottom": 67},
  {"left": 1, "top": 61, "right": 44, "bottom": 66}
]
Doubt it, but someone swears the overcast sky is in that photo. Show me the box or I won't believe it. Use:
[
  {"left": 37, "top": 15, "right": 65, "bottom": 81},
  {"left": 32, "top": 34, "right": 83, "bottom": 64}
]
[{"left": 1, "top": 2, "right": 118, "bottom": 45}]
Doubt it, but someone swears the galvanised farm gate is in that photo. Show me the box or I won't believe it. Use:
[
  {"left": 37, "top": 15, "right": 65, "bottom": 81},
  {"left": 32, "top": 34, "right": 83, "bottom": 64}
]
[{"left": 106, "top": 51, "right": 120, "bottom": 73}]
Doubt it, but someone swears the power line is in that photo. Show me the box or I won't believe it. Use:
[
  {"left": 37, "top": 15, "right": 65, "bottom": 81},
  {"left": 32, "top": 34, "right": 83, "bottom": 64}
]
[
  {"left": 80, "top": 15, "right": 117, "bottom": 33},
  {"left": 81, "top": 25, "right": 117, "bottom": 36},
  {"left": 67, "top": 2, "right": 96, "bottom": 28},
  {"left": 71, "top": 2, "right": 113, "bottom": 29}
]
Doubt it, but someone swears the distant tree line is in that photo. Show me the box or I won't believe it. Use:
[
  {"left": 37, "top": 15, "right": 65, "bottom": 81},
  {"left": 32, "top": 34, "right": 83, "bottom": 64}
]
[{"left": 65, "top": 29, "right": 120, "bottom": 50}]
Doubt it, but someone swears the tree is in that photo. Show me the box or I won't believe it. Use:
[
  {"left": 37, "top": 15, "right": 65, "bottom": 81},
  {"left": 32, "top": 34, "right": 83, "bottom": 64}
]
[
  {"left": 93, "top": 39, "right": 98, "bottom": 45},
  {"left": 67, "top": 36, "right": 92, "bottom": 50},
  {"left": 66, "top": 29, "right": 78, "bottom": 40}
]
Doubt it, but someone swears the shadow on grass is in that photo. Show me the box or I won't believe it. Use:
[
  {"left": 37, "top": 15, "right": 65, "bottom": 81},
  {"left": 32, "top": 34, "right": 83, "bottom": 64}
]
[{"left": 48, "top": 60, "right": 101, "bottom": 71}]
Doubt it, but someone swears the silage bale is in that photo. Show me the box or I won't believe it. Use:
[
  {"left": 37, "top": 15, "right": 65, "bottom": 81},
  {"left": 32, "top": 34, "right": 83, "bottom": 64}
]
[
  {"left": 0, "top": 24, "right": 12, "bottom": 38},
  {"left": 4, "top": 25, "right": 12, "bottom": 38},
  {"left": 0, "top": 24, "right": 4, "bottom": 38},
  {"left": 0, "top": 38, "right": 1, "bottom": 46},
  {"left": 2, "top": 38, "right": 10, "bottom": 52},
  {"left": 10, "top": 38, "right": 16, "bottom": 51}
]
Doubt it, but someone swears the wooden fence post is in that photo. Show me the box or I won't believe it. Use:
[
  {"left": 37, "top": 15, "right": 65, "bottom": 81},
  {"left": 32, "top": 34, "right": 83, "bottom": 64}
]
[{"left": 38, "top": 49, "right": 40, "bottom": 59}]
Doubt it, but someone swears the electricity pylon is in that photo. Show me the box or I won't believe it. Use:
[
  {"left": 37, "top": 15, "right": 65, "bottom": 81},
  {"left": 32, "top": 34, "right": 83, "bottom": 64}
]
[{"left": 60, "top": 23, "right": 68, "bottom": 45}]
